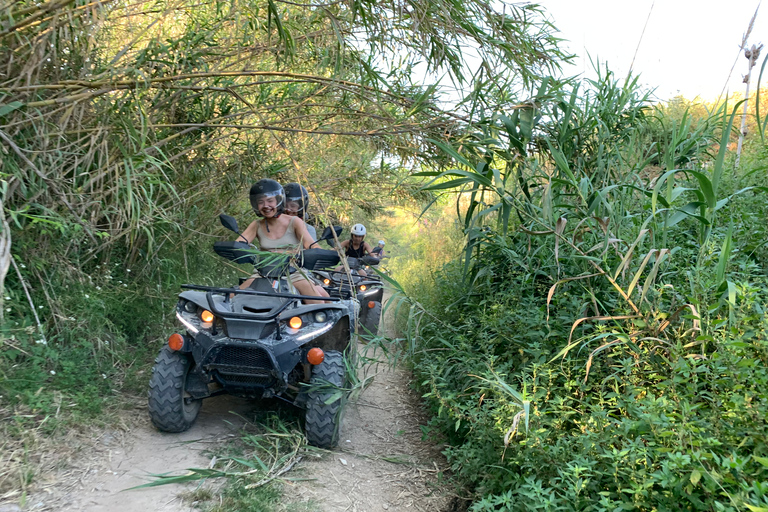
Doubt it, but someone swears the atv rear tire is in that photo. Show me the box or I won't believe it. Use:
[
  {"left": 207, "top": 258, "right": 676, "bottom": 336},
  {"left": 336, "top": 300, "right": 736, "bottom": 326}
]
[
  {"left": 305, "top": 350, "right": 345, "bottom": 448},
  {"left": 360, "top": 301, "right": 382, "bottom": 335},
  {"left": 148, "top": 346, "right": 202, "bottom": 432}
]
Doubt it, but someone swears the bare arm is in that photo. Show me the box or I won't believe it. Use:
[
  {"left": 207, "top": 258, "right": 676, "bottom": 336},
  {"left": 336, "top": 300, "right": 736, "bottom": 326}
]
[
  {"left": 239, "top": 220, "right": 259, "bottom": 245},
  {"left": 293, "top": 218, "right": 316, "bottom": 250},
  {"left": 363, "top": 242, "right": 374, "bottom": 256}
]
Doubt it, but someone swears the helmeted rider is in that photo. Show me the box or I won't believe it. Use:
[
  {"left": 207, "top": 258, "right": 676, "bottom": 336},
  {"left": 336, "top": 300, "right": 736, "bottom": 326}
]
[
  {"left": 237, "top": 178, "right": 329, "bottom": 303},
  {"left": 283, "top": 182, "right": 317, "bottom": 242},
  {"left": 339, "top": 223, "right": 374, "bottom": 276},
  {"left": 371, "top": 240, "right": 386, "bottom": 259}
]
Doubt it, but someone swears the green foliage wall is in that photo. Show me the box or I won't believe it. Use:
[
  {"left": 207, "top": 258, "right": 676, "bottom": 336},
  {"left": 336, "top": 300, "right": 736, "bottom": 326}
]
[{"left": 397, "top": 66, "right": 768, "bottom": 511}]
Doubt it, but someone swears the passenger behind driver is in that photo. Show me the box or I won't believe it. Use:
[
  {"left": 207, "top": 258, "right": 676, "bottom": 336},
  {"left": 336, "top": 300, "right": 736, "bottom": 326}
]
[
  {"left": 237, "top": 179, "right": 329, "bottom": 304},
  {"left": 338, "top": 223, "right": 374, "bottom": 277},
  {"left": 283, "top": 182, "right": 317, "bottom": 242}
]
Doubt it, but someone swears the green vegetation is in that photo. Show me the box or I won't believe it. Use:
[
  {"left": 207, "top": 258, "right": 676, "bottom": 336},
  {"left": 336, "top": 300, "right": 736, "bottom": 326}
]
[
  {"left": 2, "top": 1, "right": 768, "bottom": 510},
  {"left": 391, "top": 68, "right": 768, "bottom": 510},
  {"left": 0, "top": 0, "right": 565, "bottom": 497}
]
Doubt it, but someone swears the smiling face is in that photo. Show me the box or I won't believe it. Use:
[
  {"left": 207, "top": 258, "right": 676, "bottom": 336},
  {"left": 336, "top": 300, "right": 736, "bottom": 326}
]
[
  {"left": 284, "top": 200, "right": 301, "bottom": 216},
  {"left": 256, "top": 195, "right": 278, "bottom": 217}
]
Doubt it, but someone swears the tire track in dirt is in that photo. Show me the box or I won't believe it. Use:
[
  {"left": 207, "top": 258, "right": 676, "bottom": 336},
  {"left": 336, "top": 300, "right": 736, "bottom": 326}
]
[
  {"left": 33, "top": 396, "right": 255, "bottom": 512},
  {"left": 287, "top": 290, "right": 451, "bottom": 511},
  {"left": 288, "top": 343, "right": 451, "bottom": 511}
]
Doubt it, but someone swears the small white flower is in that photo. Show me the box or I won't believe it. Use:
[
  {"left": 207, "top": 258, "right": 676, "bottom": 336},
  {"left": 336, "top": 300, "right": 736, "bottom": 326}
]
[
  {"left": 106, "top": 275, "right": 112, "bottom": 280},
  {"left": 20, "top": 264, "right": 26, "bottom": 268},
  {"left": 68, "top": 317, "right": 76, "bottom": 321},
  {"left": 50, "top": 370, "right": 56, "bottom": 375},
  {"left": 123, "top": 284, "right": 127, "bottom": 287},
  {"left": 85, "top": 294, "right": 89, "bottom": 299},
  {"left": 35, "top": 339, "right": 47, "bottom": 345},
  {"left": 5, "top": 308, "right": 9, "bottom": 312},
  {"left": 104, "top": 341, "right": 109, "bottom": 345},
  {"left": 126, "top": 269, "right": 131, "bottom": 273},
  {"left": 101, "top": 374, "right": 107, "bottom": 379},
  {"left": 95, "top": 286, "right": 101, "bottom": 291},
  {"left": 38, "top": 305, "right": 43, "bottom": 309},
  {"left": 4, "top": 296, "right": 9, "bottom": 300}
]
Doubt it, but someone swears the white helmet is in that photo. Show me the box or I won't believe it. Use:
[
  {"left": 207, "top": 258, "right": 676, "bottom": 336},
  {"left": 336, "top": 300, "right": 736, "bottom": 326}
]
[
  {"left": 378, "top": 240, "right": 385, "bottom": 246},
  {"left": 350, "top": 223, "right": 366, "bottom": 236}
]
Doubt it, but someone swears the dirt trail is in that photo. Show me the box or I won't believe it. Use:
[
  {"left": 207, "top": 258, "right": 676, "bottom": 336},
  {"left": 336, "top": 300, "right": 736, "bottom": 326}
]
[
  {"left": 12, "top": 296, "right": 453, "bottom": 512},
  {"left": 23, "top": 396, "right": 254, "bottom": 512},
  {"left": 288, "top": 347, "right": 451, "bottom": 511}
]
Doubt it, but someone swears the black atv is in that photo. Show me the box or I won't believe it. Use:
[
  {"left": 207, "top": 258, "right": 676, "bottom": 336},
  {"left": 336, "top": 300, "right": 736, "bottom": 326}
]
[
  {"left": 147, "top": 215, "right": 356, "bottom": 448},
  {"left": 313, "top": 255, "right": 384, "bottom": 336}
]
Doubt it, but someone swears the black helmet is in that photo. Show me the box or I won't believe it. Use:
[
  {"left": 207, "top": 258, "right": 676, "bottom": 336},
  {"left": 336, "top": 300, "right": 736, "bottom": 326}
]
[
  {"left": 283, "top": 182, "right": 309, "bottom": 215},
  {"left": 249, "top": 179, "right": 284, "bottom": 217}
]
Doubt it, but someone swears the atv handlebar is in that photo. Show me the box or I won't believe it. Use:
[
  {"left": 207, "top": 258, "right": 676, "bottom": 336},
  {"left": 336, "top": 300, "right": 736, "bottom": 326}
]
[{"left": 213, "top": 242, "right": 341, "bottom": 273}]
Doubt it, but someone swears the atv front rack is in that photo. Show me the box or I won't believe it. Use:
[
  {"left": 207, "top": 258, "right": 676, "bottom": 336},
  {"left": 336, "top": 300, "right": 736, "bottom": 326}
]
[{"left": 181, "top": 284, "right": 341, "bottom": 321}]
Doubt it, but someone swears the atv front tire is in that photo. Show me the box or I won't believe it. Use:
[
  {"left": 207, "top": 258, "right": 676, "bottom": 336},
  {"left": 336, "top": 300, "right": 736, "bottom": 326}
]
[
  {"left": 305, "top": 350, "right": 346, "bottom": 448},
  {"left": 148, "top": 345, "right": 202, "bottom": 432},
  {"left": 360, "top": 301, "right": 382, "bottom": 336}
]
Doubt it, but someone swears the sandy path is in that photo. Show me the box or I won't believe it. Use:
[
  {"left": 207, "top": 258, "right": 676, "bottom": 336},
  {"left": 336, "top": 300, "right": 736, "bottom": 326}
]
[
  {"left": 28, "top": 396, "right": 255, "bottom": 512},
  {"left": 288, "top": 345, "right": 451, "bottom": 511},
  {"left": 11, "top": 294, "right": 454, "bottom": 512}
]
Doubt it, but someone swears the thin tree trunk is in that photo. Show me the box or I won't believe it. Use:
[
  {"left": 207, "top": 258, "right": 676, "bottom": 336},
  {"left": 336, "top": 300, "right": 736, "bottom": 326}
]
[{"left": 0, "top": 202, "right": 10, "bottom": 323}]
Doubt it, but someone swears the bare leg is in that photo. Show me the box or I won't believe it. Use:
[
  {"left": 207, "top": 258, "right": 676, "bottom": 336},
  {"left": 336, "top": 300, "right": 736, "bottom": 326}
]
[{"left": 293, "top": 278, "right": 330, "bottom": 304}]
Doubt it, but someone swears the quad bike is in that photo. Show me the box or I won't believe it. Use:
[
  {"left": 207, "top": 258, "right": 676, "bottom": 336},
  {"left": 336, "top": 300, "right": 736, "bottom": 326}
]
[
  {"left": 313, "top": 253, "right": 384, "bottom": 336},
  {"left": 147, "top": 215, "right": 356, "bottom": 448}
]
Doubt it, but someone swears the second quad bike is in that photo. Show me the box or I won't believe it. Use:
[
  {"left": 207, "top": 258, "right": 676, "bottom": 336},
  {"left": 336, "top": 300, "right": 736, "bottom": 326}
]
[
  {"left": 147, "top": 215, "right": 357, "bottom": 448},
  {"left": 312, "top": 252, "right": 384, "bottom": 336}
]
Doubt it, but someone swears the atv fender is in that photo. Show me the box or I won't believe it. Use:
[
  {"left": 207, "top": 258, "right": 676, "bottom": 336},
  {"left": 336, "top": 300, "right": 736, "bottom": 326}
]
[{"left": 171, "top": 333, "right": 213, "bottom": 399}]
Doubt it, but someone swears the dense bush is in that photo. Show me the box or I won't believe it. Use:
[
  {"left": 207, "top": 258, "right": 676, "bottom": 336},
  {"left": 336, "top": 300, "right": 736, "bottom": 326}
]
[{"left": 398, "top": 71, "right": 768, "bottom": 510}]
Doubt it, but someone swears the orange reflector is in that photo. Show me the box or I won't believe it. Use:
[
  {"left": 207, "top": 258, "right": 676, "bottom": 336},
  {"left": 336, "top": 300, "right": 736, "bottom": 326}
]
[
  {"left": 168, "top": 333, "right": 184, "bottom": 351},
  {"left": 307, "top": 347, "right": 324, "bottom": 365},
  {"left": 289, "top": 316, "right": 303, "bottom": 329},
  {"left": 359, "top": 284, "right": 367, "bottom": 291},
  {"left": 367, "top": 301, "right": 376, "bottom": 309},
  {"left": 200, "top": 310, "right": 214, "bottom": 323},
  {"left": 323, "top": 278, "right": 330, "bottom": 285}
]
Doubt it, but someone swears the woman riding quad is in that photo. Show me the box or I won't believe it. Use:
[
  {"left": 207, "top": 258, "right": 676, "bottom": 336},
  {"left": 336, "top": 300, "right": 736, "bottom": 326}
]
[
  {"left": 338, "top": 223, "right": 375, "bottom": 277},
  {"left": 238, "top": 179, "right": 329, "bottom": 304},
  {"left": 283, "top": 182, "right": 317, "bottom": 241}
]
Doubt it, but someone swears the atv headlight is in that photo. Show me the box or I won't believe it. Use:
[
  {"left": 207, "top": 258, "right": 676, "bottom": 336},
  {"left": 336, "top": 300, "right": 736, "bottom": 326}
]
[
  {"left": 176, "top": 311, "right": 199, "bottom": 334},
  {"left": 200, "top": 310, "right": 214, "bottom": 323},
  {"left": 359, "top": 285, "right": 367, "bottom": 291},
  {"left": 323, "top": 278, "right": 330, "bottom": 285},
  {"left": 314, "top": 311, "right": 327, "bottom": 323},
  {"left": 183, "top": 301, "right": 197, "bottom": 313}
]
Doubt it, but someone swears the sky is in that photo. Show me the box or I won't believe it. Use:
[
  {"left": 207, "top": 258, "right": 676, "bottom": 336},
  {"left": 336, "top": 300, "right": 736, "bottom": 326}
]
[{"left": 538, "top": 0, "right": 766, "bottom": 102}]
